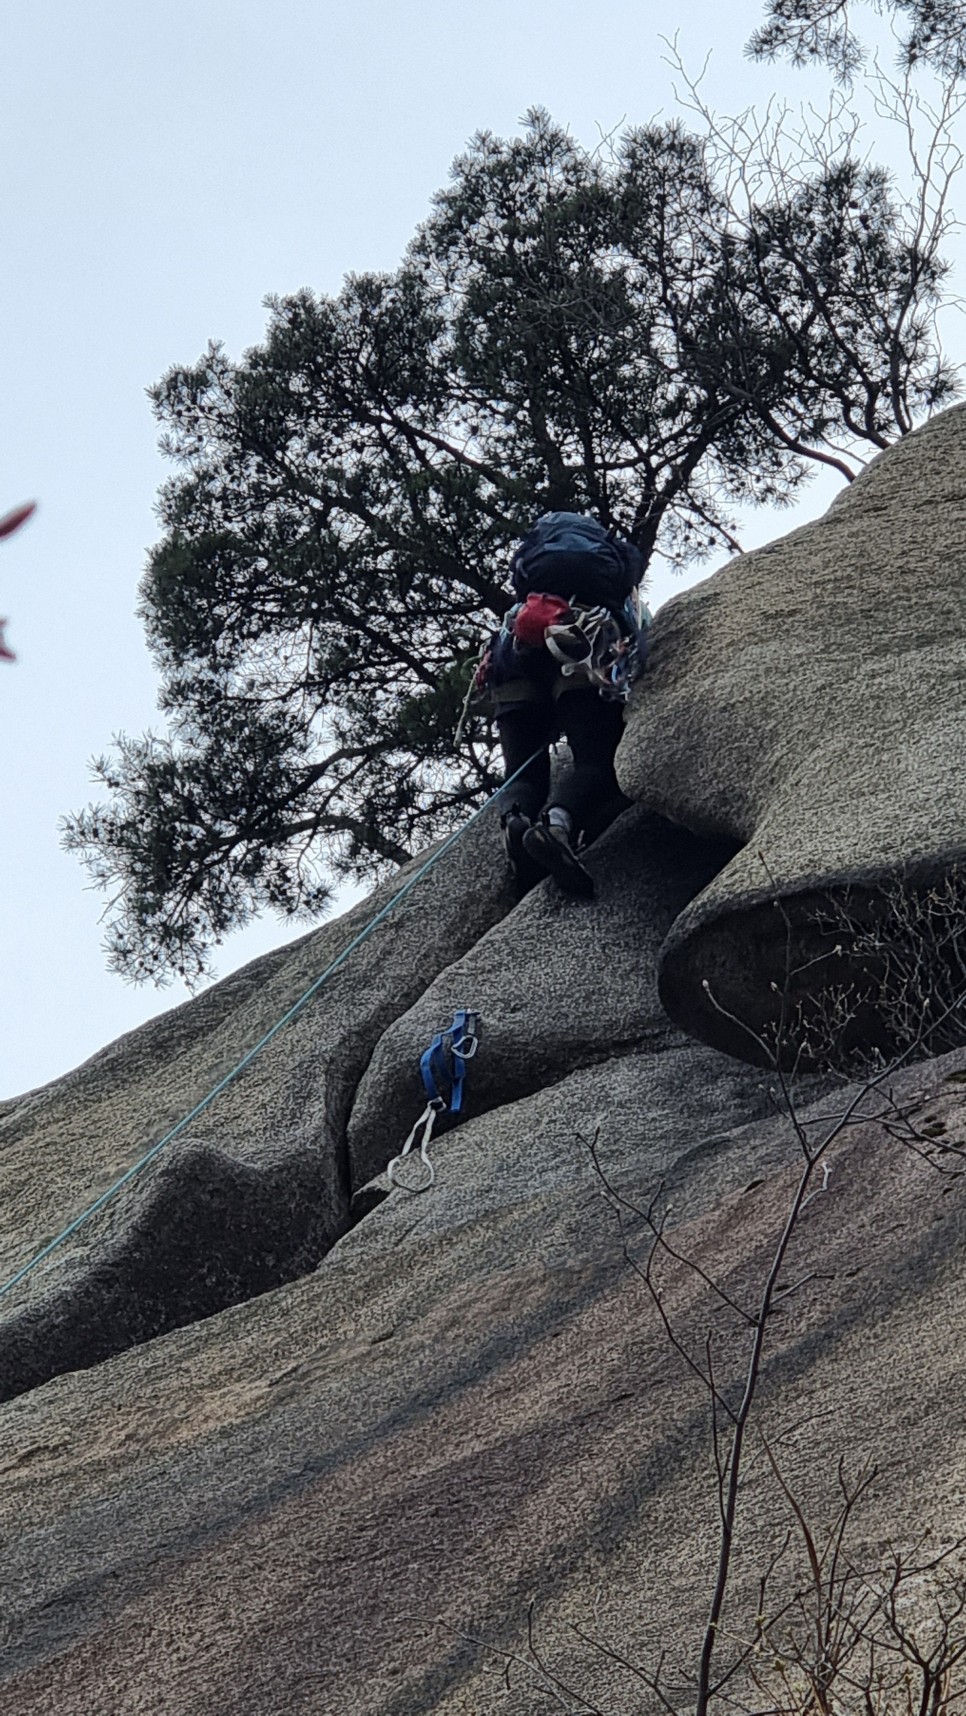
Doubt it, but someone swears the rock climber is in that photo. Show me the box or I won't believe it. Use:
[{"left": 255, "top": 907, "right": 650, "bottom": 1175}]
[{"left": 476, "top": 512, "right": 648, "bottom": 900}]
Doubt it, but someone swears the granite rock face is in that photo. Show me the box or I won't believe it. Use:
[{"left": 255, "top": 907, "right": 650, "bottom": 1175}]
[
  {"left": 620, "top": 404, "right": 966, "bottom": 1063},
  {"left": 3, "top": 1048, "right": 966, "bottom": 1716},
  {"left": 0, "top": 799, "right": 748, "bottom": 1403},
  {"left": 5, "top": 409, "right": 966, "bottom": 1712},
  {"left": 347, "top": 807, "right": 741, "bottom": 1191},
  {"left": 0, "top": 812, "right": 514, "bottom": 1401}
]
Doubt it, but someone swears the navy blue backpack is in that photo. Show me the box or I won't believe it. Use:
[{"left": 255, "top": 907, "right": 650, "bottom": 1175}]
[{"left": 509, "top": 512, "right": 643, "bottom": 613}]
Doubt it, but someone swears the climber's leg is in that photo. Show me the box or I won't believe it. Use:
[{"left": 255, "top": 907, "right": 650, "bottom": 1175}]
[
  {"left": 551, "top": 691, "right": 628, "bottom": 840},
  {"left": 521, "top": 809, "right": 596, "bottom": 898},
  {"left": 496, "top": 704, "right": 555, "bottom": 897}
]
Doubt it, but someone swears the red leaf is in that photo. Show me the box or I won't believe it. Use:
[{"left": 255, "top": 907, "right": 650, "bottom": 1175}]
[{"left": 0, "top": 501, "right": 37, "bottom": 540}]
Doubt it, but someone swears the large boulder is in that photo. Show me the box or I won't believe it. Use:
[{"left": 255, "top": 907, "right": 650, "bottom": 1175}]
[{"left": 619, "top": 405, "right": 966, "bottom": 1065}]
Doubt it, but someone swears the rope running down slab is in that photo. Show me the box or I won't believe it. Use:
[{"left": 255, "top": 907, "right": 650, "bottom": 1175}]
[{"left": 0, "top": 754, "right": 540, "bottom": 1304}]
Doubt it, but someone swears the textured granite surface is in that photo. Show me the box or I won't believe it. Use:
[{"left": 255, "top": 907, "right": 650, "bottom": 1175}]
[
  {"left": 5, "top": 408, "right": 966, "bottom": 1712},
  {"left": 0, "top": 810, "right": 513, "bottom": 1400},
  {"left": 3, "top": 1050, "right": 966, "bottom": 1715},
  {"left": 347, "top": 806, "right": 742, "bottom": 1190},
  {"left": 619, "top": 404, "right": 966, "bottom": 1061}
]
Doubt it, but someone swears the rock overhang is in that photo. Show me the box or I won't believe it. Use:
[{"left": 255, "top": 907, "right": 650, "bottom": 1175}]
[{"left": 619, "top": 403, "right": 966, "bottom": 1067}]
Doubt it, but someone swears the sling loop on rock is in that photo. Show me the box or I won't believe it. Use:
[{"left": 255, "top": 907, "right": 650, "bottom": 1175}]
[
  {"left": 453, "top": 662, "right": 478, "bottom": 748},
  {"left": 386, "top": 1009, "right": 480, "bottom": 1194}
]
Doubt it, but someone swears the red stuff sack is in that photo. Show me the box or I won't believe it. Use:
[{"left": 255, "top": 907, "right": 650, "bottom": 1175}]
[{"left": 511, "top": 591, "right": 574, "bottom": 648}]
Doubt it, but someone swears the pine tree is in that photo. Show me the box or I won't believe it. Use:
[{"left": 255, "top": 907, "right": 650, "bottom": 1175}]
[
  {"left": 748, "top": 0, "right": 966, "bottom": 82},
  {"left": 64, "top": 110, "right": 959, "bottom": 984}
]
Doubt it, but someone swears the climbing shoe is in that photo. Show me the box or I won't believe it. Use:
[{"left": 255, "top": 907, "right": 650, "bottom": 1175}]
[
  {"left": 521, "top": 819, "right": 595, "bottom": 899},
  {"left": 501, "top": 807, "right": 544, "bottom": 899}
]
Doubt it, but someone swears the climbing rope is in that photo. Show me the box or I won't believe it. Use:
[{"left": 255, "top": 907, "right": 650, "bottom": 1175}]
[{"left": 0, "top": 756, "right": 539, "bottom": 1305}]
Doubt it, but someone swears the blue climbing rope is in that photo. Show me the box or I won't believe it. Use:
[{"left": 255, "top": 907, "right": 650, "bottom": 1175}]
[{"left": 0, "top": 756, "right": 538, "bottom": 1304}]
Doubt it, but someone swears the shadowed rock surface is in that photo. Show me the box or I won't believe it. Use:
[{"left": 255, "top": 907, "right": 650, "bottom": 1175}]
[
  {"left": 620, "top": 403, "right": 966, "bottom": 1064},
  {"left": 4, "top": 409, "right": 966, "bottom": 1712}
]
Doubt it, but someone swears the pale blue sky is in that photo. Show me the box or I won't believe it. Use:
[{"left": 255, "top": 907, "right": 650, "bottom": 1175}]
[{"left": 1, "top": 1, "right": 958, "bottom": 1096}]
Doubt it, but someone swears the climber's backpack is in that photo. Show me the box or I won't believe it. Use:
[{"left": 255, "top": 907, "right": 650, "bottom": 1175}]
[{"left": 509, "top": 512, "right": 643, "bottom": 613}]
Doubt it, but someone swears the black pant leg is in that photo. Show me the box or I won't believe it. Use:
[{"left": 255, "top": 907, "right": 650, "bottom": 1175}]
[
  {"left": 497, "top": 706, "right": 553, "bottom": 821},
  {"left": 551, "top": 691, "right": 627, "bottom": 834}
]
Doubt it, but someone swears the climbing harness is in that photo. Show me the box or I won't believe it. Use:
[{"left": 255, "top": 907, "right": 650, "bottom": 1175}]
[
  {"left": 0, "top": 754, "right": 540, "bottom": 1306},
  {"left": 472, "top": 588, "right": 651, "bottom": 717},
  {"left": 385, "top": 1010, "right": 480, "bottom": 1193}
]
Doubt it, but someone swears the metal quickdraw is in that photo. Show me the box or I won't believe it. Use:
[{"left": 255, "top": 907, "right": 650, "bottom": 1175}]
[
  {"left": 386, "top": 1010, "right": 481, "bottom": 1193},
  {"left": 543, "top": 604, "right": 632, "bottom": 699}
]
